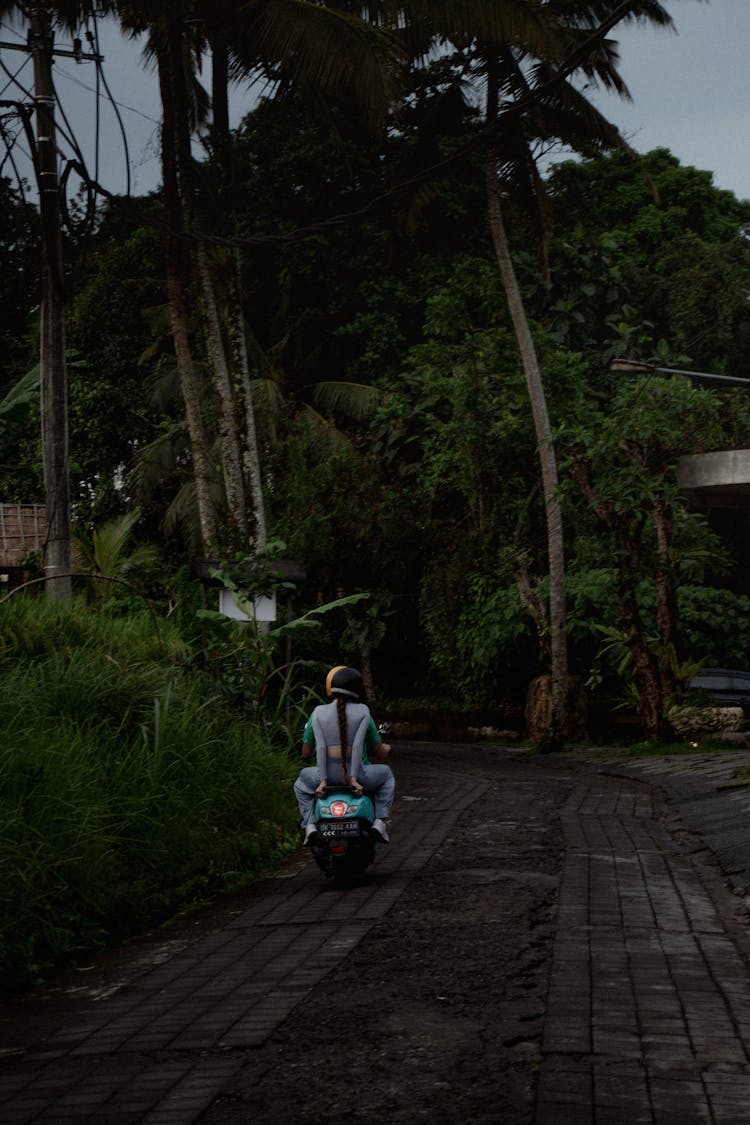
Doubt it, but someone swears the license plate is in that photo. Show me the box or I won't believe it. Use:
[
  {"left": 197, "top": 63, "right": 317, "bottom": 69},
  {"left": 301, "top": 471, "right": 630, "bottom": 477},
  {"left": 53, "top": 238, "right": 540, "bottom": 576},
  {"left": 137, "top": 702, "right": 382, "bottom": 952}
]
[{"left": 321, "top": 821, "right": 360, "bottom": 837}]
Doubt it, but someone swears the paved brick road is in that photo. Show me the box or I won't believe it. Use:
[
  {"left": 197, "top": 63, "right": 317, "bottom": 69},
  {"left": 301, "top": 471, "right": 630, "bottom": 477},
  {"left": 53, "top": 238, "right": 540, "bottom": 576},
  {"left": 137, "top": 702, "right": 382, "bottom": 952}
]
[
  {"left": 538, "top": 755, "right": 750, "bottom": 1124},
  {"left": 0, "top": 754, "right": 488, "bottom": 1124},
  {"left": 4, "top": 746, "right": 750, "bottom": 1123}
]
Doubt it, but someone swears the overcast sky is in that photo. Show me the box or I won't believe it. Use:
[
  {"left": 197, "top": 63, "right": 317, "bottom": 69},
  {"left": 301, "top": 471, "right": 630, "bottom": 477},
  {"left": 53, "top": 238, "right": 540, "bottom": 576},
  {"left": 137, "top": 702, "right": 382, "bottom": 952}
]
[
  {"left": 1, "top": 0, "right": 747, "bottom": 201},
  {"left": 589, "top": 0, "right": 750, "bottom": 201}
]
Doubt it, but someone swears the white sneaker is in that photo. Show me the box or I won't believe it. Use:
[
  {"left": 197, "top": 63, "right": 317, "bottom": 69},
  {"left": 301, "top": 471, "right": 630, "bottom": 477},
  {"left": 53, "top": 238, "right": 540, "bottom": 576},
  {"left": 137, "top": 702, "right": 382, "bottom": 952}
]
[
  {"left": 371, "top": 818, "right": 390, "bottom": 844},
  {"left": 303, "top": 823, "right": 320, "bottom": 846}
]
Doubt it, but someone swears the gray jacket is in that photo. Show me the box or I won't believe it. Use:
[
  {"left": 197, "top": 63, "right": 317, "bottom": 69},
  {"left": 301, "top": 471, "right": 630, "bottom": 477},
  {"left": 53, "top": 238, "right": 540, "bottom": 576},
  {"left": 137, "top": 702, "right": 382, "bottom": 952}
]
[{"left": 312, "top": 700, "right": 370, "bottom": 779}]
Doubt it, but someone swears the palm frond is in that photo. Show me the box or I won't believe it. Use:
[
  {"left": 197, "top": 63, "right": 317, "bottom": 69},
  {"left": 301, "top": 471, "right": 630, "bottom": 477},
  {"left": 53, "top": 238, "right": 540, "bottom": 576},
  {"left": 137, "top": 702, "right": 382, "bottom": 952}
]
[
  {"left": 164, "top": 480, "right": 203, "bottom": 548},
  {"left": 329, "top": 0, "right": 565, "bottom": 60},
  {"left": 534, "top": 70, "right": 630, "bottom": 151},
  {"left": 90, "top": 510, "right": 141, "bottom": 576},
  {"left": 548, "top": 32, "right": 631, "bottom": 97},
  {"left": 402, "top": 0, "right": 567, "bottom": 59},
  {"left": 0, "top": 364, "right": 39, "bottom": 431},
  {"left": 298, "top": 404, "right": 356, "bottom": 452},
  {"left": 236, "top": 0, "right": 406, "bottom": 126},
  {"left": 312, "top": 380, "right": 382, "bottom": 421},
  {"left": 250, "top": 376, "right": 287, "bottom": 445},
  {"left": 550, "top": 0, "right": 673, "bottom": 32},
  {"left": 127, "top": 423, "right": 186, "bottom": 505}
]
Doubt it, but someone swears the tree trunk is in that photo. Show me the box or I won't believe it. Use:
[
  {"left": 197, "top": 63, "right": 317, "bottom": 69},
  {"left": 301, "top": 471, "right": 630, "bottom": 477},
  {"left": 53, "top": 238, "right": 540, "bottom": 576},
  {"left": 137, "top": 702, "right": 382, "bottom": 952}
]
[
  {"left": 209, "top": 23, "right": 230, "bottom": 174},
  {"left": 653, "top": 496, "right": 679, "bottom": 698},
  {"left": 227, "top": 252, "right": 267, "bottom": 550},
  {"left": 193, "top": 243, "right": 248, "bottom": 544},
  {"left": 156, "top": 38, "right": 218, "bottom": 553},
  {"left": 514, "top": 556, "right": 551, "bottom": 663},
  {"left": 572, "top": 454, "right": 670, "bottom": 740},
  {"left": 201, "top": 25, "right": 266, "bottom": 550},
  {"left": 485, "top": 147, "right": 568, "bottom": 746},
  {"left": 616, "top": 540, "right": 668, "bottom": 740}
]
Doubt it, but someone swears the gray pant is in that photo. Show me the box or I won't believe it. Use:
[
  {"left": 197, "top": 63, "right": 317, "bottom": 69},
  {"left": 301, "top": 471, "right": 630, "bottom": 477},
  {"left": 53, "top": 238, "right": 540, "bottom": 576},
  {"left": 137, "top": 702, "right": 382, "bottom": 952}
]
[{"left": 293, "top": 762, "right": 395, "bottom": 827}]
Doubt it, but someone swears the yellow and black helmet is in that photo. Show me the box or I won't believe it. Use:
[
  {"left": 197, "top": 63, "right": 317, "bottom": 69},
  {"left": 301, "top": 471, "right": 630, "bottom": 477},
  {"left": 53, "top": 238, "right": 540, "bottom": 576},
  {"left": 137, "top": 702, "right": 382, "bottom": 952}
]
[{"left": 325, "top": 665, "right": 365, "bottom": 700}]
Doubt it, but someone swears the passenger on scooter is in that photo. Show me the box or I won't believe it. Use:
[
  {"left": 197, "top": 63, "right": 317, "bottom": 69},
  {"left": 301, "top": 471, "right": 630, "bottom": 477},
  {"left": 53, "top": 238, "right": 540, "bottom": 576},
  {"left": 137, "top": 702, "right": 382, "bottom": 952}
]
[
  {"left": 301, "top": 712, "right": 392, "bottom": 763},
  {"left": 293, "top": 665, "right": 395, "bottom": 847}
]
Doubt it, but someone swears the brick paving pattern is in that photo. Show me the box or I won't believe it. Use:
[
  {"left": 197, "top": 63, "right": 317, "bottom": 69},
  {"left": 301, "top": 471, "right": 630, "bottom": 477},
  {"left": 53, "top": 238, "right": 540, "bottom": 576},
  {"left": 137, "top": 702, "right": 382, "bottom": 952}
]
[
  {"left": 537, "top": 762, "right": 750, "bottom": 1125},
  {"left": 0, "top": 767, "right": 486, "bottom": 1124},
  {"left": 5, "top": 748, "right": 750, "bottom": 1123}
]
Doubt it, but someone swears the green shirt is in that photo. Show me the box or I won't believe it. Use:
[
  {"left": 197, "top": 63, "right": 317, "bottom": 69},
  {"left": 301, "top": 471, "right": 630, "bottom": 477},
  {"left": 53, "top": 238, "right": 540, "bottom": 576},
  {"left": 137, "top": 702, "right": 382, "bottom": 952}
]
[{"left": 302, "top": 714, "right": 379, "bottom": 766}]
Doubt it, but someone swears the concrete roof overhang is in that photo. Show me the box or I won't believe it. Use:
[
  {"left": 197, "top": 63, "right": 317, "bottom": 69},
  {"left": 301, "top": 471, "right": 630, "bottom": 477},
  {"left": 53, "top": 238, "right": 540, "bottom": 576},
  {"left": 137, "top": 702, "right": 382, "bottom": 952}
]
[{"left": 677, "top": 450, "right": 750, "bottom": 508}]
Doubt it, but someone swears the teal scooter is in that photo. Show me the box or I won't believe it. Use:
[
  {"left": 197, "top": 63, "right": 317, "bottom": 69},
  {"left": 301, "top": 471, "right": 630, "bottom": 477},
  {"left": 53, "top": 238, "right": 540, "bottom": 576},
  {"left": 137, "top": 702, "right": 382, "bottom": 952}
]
[{"left": 309, "top": 785, "right": 377, "bottom": 882}]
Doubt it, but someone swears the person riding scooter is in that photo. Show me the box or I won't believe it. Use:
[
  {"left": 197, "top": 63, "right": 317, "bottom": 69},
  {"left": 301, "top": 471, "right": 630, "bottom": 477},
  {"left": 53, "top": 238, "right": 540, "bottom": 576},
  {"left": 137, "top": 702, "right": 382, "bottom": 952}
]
[{"left": 293, "top": 665, "right": 395, "bottom": 846}]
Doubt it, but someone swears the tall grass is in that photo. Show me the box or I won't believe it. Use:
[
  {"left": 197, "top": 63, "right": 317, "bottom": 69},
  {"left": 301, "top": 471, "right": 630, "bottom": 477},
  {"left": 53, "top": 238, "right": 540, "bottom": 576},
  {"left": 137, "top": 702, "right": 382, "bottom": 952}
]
[{"left": 0, "top": 596, "right": 298, "bottom": 998}]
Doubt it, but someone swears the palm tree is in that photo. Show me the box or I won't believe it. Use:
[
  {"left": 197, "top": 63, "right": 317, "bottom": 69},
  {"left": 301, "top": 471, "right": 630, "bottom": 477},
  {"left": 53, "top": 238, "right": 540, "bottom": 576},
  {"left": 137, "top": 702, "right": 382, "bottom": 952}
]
[
  {"left": 201, "top": 0, "right": 406, "bottom": 554},
  {"left": 384, "top": 0, "right": 671, "bottom": 745},
  {"left": 480, "top": 1, "right": 671, "bottom": 744},
  {"left": 113, "top": 0, "right": 404, "bottom": 556}
]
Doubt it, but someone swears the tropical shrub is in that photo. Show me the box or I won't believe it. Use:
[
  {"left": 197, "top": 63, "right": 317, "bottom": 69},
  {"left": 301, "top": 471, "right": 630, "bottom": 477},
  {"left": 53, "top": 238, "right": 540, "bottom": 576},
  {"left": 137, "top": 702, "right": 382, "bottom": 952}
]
[{"left": 0, "top": 596, "right": 298, "bottom": 997}]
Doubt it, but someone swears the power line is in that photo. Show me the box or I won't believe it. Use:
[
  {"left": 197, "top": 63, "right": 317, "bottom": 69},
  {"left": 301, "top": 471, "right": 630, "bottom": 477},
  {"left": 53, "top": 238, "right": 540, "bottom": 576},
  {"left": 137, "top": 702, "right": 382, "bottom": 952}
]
[
  {"left": 0, "top": 11, "right": 133, "bottom": 227},
  {"left": 51, "top": 62, "right": 160, "bottom": 125},
  {"left": 1, "top": 0, "right": 647, "bottom": 248},
  {"left": 0, "top": 51, "right": 30, "bottom": 97},
  {"left": 85, "top": 16, "right": 131, "bottom": 197},
  {"left": 0, "top": 113, "right": 31, "bottom": 201}
]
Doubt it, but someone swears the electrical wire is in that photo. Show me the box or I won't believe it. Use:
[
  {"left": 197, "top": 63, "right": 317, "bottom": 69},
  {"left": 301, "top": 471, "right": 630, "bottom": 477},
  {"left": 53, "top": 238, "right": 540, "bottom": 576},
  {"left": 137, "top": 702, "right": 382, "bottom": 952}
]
[
  {"left": 48, "top": 65, "right": 100, "bottom": 234},
  {"left": 0, "top": 51, "right": 93, "bottom": 177},
  {"left": 89, "top": 34, "right": 100, "bottom": 188},
  {"left": 0, "top": 54, "right": 34, "bottom": 103},
  {"left": 0, "top": 53, "right": 30, "bottom": 98},
  {"left": 0, "top": 0, "right": 646, "bottom": 250},
  {"left": 0, "top": 116, "right": 30, "bottom": 204},
  {"left": 49, "top": 64, "right": 160, "bottom": 125},
  {"left": 0, "top": 9, "right": 130, "bottom": 232},
  {"left": 0, "top": 99, "right": 37, "bottom": 205},
  {"left": 87, "top": 10, "right": 131, "bottom": 197}
]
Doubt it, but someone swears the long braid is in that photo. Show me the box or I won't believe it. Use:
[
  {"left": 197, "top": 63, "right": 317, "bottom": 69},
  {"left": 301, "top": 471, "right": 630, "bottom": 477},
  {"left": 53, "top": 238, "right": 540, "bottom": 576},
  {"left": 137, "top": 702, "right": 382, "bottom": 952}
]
[{"left": 336, "top": 695, "right": 349, "bottom": 779}]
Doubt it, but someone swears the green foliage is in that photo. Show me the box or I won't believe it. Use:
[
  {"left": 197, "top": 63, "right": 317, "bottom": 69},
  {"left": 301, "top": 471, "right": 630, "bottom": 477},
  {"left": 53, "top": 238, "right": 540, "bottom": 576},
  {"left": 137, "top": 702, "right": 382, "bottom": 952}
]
[
  {"left": 67, "top": 215, "right": 167, "bottom": 525},
  {"left": 455, "top": 576, "right": 538, "bottom": 705},
  {"left": 72, "top": 508, "right": 161, "bottom": 603},
  {"left": 0, "top": 597, "right": 298, "bottom": 997},
  {"left": 548, "top": 149, "right": 750, "bottom": 248},
  {"left": 177, "top": 545, "right": 374, "bottom": 741},
  {"left": 0, "top": 178, "right": 38, "bottom": 388},
  {"left": 545, "top": 150, "right": 750, "bottom": 378},
  {"left": 8, "top": 69, "right": 750, "bottom": 728},
  {"left": 0, "top": 364, "right": 39, "bottom": 432},
  {"left": 230, "top": 84, "right": 486, "bottom": 395},
  {"left": 678, "top": 586, "right": 750, "bottom": 669}
]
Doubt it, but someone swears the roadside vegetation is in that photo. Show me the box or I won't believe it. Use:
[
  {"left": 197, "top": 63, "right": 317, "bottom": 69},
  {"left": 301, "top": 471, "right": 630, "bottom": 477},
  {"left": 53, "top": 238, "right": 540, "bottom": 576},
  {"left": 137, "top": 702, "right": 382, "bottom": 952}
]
[{"left": 0, "top": 596, "right": 300, "bottom": 998}]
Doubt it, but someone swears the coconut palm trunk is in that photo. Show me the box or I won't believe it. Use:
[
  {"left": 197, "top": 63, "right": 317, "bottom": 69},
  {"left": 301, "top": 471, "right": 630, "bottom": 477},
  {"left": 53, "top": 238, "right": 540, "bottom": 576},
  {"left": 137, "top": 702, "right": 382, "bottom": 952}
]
[
  {"left": 485, "top": 135, "right": 568, "bottom": 746},
  {"left": 227, "top": 251, "right": 267, "bottom": 549},
  {"left": 156, "top": 44, "right": 218, "bottom": 553},
  {"left": 205, "top": 21, "right": 267, "bottom": 549},
  {"left": 193, "top": 243, "right": 249, "bottom": 544}
]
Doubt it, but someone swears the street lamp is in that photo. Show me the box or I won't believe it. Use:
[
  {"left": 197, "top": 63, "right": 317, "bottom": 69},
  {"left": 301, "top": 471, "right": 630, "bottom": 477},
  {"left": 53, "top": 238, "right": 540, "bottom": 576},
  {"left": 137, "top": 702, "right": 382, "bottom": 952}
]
[{"left": 610, "top": 358, "right": 750, "bottom": 388}]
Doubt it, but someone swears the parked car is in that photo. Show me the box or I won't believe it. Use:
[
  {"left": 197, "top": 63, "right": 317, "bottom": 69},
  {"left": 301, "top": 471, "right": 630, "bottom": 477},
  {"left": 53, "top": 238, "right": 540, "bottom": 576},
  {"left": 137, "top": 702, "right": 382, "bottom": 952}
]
[{"left": 687, "top": 669, "right": 750, "bottom": 714}]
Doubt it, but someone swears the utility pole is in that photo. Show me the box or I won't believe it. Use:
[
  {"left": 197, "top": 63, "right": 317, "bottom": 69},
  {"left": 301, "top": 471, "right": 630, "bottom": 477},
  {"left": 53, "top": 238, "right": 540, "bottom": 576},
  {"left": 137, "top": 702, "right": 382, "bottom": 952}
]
[
  {"left": 29, "top": 4, "right": 70, "bottom": 600},
  {"left": 1, "top": 11, "right": 102, "bottom": 599}
]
